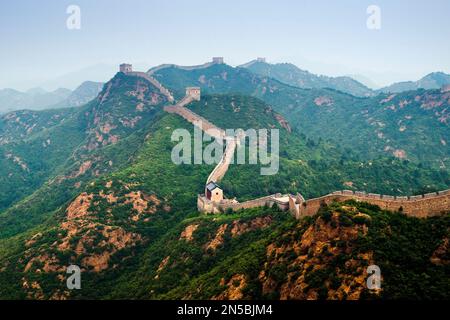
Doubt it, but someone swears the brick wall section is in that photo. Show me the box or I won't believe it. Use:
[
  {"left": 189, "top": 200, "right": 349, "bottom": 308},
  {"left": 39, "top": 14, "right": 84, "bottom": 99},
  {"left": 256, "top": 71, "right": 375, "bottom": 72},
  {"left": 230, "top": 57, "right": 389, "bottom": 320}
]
[
  {"left": 164, "top": 104, "right": 226, "bottom": 140},
  {"left": 206, "top": 138, "right": 236, "bottom": 184},
  {"left": 198, "top": 194, "right": 288, "bottom": 214},
  {"left": 291, "top": 190, "right": 450, "bottom": 218},
  {"left": 147, "top": 58, "right": 223, "bottom": 75},
  {"left": 126, "top": 71, "right": 174, "bottom": 102},
  {"left": 162, "top": 89, "right": 235, "bottom": 185}
]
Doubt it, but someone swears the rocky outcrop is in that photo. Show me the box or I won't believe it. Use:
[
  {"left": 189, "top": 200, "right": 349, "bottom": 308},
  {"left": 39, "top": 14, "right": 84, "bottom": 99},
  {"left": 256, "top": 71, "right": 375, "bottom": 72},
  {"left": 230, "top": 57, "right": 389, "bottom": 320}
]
[
  {"left": 180, "top": 224, "right": 199, "bottom": 242},
  {"left": 259, "top": 210, "right": 376, "bottom": 300}
]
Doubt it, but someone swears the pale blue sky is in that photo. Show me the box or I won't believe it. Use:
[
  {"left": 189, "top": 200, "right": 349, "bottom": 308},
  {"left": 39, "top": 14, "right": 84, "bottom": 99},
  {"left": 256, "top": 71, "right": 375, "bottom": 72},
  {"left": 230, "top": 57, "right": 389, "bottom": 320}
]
[{"left": 1, "top": 0, "right": 449, "bottom": 90}]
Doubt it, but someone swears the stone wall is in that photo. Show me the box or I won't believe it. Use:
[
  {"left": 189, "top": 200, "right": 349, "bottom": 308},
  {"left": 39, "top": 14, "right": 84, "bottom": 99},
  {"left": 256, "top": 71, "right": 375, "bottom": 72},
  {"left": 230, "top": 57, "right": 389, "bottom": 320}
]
[
  {"left": 148, "top": 57, "right": 223, "bottom": 75},
  {"left": 163, "top": 104, "right": 226, "bottom": 140},
  {"left": 198, "top": 194, "right": 288, "bottom": 214},
  {"left": 126, "top": 71, "right": 174, "bottom": 102},
  {"left": 291, "top": 189, "right": 450, "bottom": 218},
  {"left": 206, "top": 138, "right": 236, "bottom": 184},
  {"left": 142, "top": 60, "right": 450, "bottom": 219}
]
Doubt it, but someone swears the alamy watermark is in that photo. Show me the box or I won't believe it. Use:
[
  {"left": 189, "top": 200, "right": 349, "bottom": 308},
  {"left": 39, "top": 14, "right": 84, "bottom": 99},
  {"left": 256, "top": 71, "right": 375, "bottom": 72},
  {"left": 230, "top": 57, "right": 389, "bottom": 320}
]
[
  {"left": 171, "top": 121, "right": 279, "bottom": 176},
  {"left": 366, "top": 265, "right": 382, "bottom": 290},
  {"left": 66, "top": 5, "right": 81, "bottom": 30},
  {"left": 367, "top": 5, "right": 381, "bottom": 30},
  {"left": 66, "top": 264, "right": 81, "bottom": 290}
]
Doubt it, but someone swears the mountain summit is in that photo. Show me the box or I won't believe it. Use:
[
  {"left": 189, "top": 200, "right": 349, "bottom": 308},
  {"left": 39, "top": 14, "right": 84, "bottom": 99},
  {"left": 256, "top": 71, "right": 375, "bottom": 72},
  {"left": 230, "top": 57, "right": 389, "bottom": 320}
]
[
  {"left": 379, "top": 72, "right": 450, "bottom": 93},
  {"left": 240, "top": 60, "right": 374, "bottom": 97}
]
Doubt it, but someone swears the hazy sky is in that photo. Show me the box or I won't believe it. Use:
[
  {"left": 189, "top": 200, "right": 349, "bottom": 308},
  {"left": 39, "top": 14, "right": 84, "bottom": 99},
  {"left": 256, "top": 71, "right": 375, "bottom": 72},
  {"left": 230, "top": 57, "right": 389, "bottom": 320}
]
[{"left": 1, "top": 0, "right": 450, "bottom": 90}]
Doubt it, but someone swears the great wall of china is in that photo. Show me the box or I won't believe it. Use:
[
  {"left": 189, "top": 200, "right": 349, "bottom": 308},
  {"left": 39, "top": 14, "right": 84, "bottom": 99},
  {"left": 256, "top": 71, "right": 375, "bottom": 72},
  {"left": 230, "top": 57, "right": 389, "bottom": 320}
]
[
  {"left": 120, "top": 60, "right": 450, "bottom": 219},
  {"left": 147, "top": 57, "right": 225, "bottom": 76}
]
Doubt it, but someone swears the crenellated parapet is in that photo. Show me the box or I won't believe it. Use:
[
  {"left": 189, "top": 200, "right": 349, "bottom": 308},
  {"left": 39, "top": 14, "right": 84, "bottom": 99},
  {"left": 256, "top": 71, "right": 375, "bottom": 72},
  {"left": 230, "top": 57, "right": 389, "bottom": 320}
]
[
  {"left": 198, "top": 193, "right": 290, "bottom": 214},
  {"left": 289, "top": 189, "right": 450, "bottom": 219},
  {"left": 147, "top": 57, "right": 226, "bottom": 75}
]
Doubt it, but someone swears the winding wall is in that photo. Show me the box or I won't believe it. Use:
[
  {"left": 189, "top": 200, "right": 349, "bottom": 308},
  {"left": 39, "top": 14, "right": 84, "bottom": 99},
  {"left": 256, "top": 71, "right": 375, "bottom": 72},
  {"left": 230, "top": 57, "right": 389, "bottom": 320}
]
[
  {"left": 126, "top": 66, "right": 450, "bottom": 219},
  {"left": 126, "top": 71, "right": 174, "bottom": 103},
  {"left": 148, "top": 61, "right": 218, "bottom": 75}
]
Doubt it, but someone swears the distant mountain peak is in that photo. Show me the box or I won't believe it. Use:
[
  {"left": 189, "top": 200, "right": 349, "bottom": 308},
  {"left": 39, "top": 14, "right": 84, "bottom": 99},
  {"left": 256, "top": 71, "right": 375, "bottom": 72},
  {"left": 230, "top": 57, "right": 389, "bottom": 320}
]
[
  {"left": 241, "top": 60, "right": 373, "bottom": 97},
  {"left": 379, "top": 71, "right": 450, "bottom": 93}
]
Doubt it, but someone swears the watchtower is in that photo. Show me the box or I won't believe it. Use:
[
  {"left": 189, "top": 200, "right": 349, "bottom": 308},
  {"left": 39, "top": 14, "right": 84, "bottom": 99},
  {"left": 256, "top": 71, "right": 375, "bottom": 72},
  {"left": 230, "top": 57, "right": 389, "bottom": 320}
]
[
  {"left": 205, "top": 182, "right": 223, "bottom": 203},
  {"left": 257, "top": 57, "right": 266, "bottom": 63},
  {"left": 186, "top": 87, "right": 201, "bottom": 101},
  {"left": 120, "top": 63, "right": 132, "bottom": 73},
  {"left": 212, "top": 57, "right": 224, "bottom": 64}
]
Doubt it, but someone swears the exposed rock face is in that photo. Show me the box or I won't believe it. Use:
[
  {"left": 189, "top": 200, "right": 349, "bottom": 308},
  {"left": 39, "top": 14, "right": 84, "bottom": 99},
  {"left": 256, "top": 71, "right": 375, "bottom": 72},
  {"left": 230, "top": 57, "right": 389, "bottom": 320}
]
[
  {"left": 314, "top": 96, "right": 333, "bottom": 107},
  {"left": 230, "top": 216, "right": 273, "bottom": 237},
  {"left": 259, "top": 211, "right": 376, "bottom": 300},
  {"left": 213, "top": 274, "right": 247, "bottom": 300},
  {"left": 66, "top": 192, "right": 94, "bottom": 220},
  {"left": 125, "top": 191, "right": 160, "bottom": 214},
  {"left": 205, "top": 224, "right": 228, "bottom": 251},
  {"left": 19, "top": 184, "right": 166, "bottom": 298},
  {"left": 274, "top": 113, "right": 291, "bottom": 132},
  {"left": 24, "top": 202, "right": 142, "bottom": 274},
  {"left": 430, "top": 237, "right": 450, "bottom": 265},
  {"left": 180, "top": 224, "right": 199, "bottom": 242},
  {"left": 392, "top": 149, "right": 407, "bottom": 159},
  {"left": 80, "top": 226, "right": 141, "bottom": 272}
]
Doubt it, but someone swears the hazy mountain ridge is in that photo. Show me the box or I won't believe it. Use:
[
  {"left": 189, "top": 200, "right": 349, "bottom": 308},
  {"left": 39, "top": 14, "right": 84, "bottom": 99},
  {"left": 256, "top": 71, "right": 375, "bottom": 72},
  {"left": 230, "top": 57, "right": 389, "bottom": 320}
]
[
  {"left": 241, "top": 61, "right": 374, "bottom": 97},
  {"left": 378, "top": 72, "right": 450, "bottom": 93},
  {"left": 0, "top": 81, "right": 103, "bottom": 114},
  {"left": 151, "top": 62, "right": 450, "bottom": 167},
  {"left": 0, "top": 72, "right": 167, "bottom": 222}
]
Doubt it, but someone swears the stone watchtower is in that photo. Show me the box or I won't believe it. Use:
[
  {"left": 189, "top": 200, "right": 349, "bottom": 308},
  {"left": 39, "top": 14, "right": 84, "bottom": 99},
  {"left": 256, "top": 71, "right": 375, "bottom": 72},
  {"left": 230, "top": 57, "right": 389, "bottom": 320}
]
[
  {"left": 120, "top": 63, "right": 132, "bottom": 73},
  {"left": 212, "top": 57, "right": 224, "bottom": 64},
  {"left": 257, "top": 57, "right": 266, "bottom": 63},
  {"left": 186, "top": 87, "right": 201, "bottom": 101}
]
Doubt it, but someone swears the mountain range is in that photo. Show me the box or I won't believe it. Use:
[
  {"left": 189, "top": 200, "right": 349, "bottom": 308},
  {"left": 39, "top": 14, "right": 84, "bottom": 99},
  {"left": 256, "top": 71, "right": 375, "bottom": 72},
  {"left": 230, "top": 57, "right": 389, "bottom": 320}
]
[
  {"left": 240, "top": 59, "right": 450, "bottom": 96},
  {"left": 378, "top": 72, "right": 450, "bottom": 93},
  {"left": 241, "top": 60, "right": 375, "bottom": 97},
  {"left": 150, "top": 62, "right": 450, "bottom": 167},
  {"left": 0, "top": 81, "right": 103, "bottom": 114},
  {"left": 0, "top": 59, "right": 448, "bottom": 300}
]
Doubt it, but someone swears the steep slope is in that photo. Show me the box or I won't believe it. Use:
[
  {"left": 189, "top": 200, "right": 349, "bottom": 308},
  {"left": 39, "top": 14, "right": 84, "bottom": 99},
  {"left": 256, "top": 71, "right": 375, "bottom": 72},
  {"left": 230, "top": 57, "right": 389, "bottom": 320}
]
[
  {"left": 241, "top": 61, "right": 374, "bottom": 97},
  {"left": 61, "top": 81, "right": 104, "bottom": 107},
  {"left": 0, "top": 114, "right": 213, "bottom": 299},
  {"left": 259, "top": 85, "right": 450, "bottom": 166},
  {"left": 0, "top": 72, "right": 448, "bottom": 300},
  {"left": 0, "top": 71, "right": 169, "bottom": 236},
  {"left": 185, "top": 94, "right": 449, "bottom": 200},
  {"left": 111, "top": 201, "right": 450, "bottom": 300},
  {"left": 2, "top": 188, "right": 448, "bottom": 300},
  {"left": 0, "top": 107, "right": 84, "bottom": 211},
  {"left": 152, "top": 63, "right": 450, "bottom": 168}
]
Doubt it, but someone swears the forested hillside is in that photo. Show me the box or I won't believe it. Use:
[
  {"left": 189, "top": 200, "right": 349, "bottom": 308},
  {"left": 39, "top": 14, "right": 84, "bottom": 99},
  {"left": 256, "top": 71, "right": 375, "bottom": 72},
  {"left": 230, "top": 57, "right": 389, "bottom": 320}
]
[{"left": 0, "top": 67, "right": 448, "bottom": 300}]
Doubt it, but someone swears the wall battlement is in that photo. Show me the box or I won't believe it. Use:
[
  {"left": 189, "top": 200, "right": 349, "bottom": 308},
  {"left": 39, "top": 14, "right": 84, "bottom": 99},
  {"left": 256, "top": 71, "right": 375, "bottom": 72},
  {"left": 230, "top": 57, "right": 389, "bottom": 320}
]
[
  {"left": 198, "top": 189, "right": 450, "bottom": 218},
  {"left": 198, "top": 194, "right": 290, "bottom": 214},
  {"left": 148, "top": 57, "right": 226, "bottom": 75},
  {"left": 120, "top": 63, "right": 132, "bottom": 73},
  {"left": 289, "top": 189, "right": 450, "bottom": 219}
]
